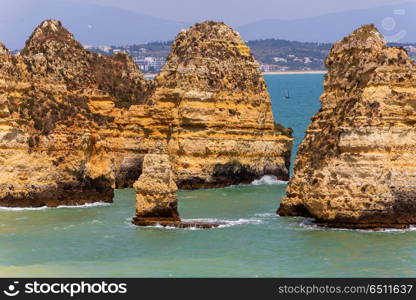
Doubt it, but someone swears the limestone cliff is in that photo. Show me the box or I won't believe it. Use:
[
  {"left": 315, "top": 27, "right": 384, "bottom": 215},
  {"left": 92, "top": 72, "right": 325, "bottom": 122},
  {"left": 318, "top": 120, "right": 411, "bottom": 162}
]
[
  {"left": 0, "top": 46, "right": 114, "bottom": 206},
  {"left": 278, "top": 25, "right": 416, "bottom": 229},
  {"left": 151, "top": 21, "right": 293, "bottom": 188},
  {"left": 0, "top": 20, "right": 152, "bottom": 206},
  {"left": 20, "top": 20, "right": 155, "bottom": 189},
  {"left": 18, "top": 20, "right": 292, "bottom": 191},
  {"left": 0, "top": 19, "right": 293, "bottom": 207}
]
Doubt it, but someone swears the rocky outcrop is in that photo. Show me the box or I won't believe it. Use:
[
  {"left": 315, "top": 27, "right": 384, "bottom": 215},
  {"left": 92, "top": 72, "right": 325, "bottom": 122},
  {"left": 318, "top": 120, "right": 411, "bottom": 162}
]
[
  {"left": 20, "top": 20, "right": 155, "bottom": 189},
  {"left": 132, "top": 154, "right": 221, "bottom": 228},
  {"left": 21, "top": 20, "right": 152, "bottom": 107},
  {"left": 133, "top": 154, "right": 179, "bottom": 221},
  {"left": 0, "top": 20, "right": 152, "bottom": 206},
  {"left": 278, "top": 25, "right": 416, "bottom": 229},
  {"left": 151, "top": 21, "right": 293, "bottom": 188},
  {"left": 0, "top": 19, "right": 293, "bottom": 207},
  {"left": 88, "top": 20, "right": 293, "bottom": 189}
]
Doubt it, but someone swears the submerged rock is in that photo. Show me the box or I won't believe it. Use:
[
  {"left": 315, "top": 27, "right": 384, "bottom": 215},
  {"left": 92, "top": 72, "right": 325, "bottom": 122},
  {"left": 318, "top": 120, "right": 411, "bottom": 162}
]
[
  {"left": 151, "top": 21, "right": 293, "bottom": 189},
  {"left": 132, "top": 154, "right": 222, "bottom": 228},
  {"left": 278, "top": 25, "right": 416, "bottom": 229}
]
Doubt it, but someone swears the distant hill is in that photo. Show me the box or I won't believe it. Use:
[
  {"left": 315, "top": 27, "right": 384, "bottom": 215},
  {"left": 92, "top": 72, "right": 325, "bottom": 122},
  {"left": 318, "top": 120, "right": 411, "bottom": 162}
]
[
  {"left": 237, "top": 2, "right": 416, "bottom": 43},
  {"left": 247, "top": 39, "right": 331, "bottom": 71},
  {"left": 1, "top": 1, "right": 415, "bottom": 51},
  {"left": 0, "top": 0, "right": 189, "bottom": 50},
  {"left": 87, "top": 39, "right": 416, "bottom": 74}
]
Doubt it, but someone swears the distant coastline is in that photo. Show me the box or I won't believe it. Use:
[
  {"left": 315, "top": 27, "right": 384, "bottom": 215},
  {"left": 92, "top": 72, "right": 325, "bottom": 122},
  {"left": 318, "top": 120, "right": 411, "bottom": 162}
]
[
  {"left": 145, "top": 70, "right": 327, "bottom": 78},
  {"left": 262, "top": 70, "right": 327, "bottom": 75}
]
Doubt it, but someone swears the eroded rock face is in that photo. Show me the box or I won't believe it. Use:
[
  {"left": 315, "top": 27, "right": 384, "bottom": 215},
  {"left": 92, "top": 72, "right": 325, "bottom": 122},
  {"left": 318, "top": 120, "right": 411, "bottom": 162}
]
[
  {"left": 21, "top": 20, "right": 152, "bottom": 107},
  {"left": 278, "top": 25, "right": 416, "bottom": 229},
  {"left": 0, "top": 19, "right": 293, "bottom": 207},
  {"left": 20, "top": 20, "right": 155, "bottom": 189},
  {"left": 151, "top": 21, "right": 293, "bottom": 188},
  {"left": 0, "top": 20, "right": 152, "bottom": 206},
  {"left": 132, "top": 154, "right": 223, "bottom": 228},
  {"left": 133, "top": 154, "right": 179, "bottom": 221}
]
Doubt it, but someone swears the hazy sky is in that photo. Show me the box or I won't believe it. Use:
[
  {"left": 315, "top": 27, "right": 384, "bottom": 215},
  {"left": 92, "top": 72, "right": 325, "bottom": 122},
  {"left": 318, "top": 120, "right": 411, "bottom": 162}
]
[
  {"left": 58, "top": 0, "right": 415, "bottom": 25},
  {"left": 2, "top": 0, "right": 416, "bottom": 49}
]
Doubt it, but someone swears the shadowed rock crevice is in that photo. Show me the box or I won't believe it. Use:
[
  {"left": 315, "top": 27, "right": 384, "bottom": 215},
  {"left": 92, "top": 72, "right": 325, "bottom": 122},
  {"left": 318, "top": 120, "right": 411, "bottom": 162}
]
[{"left": 115, "top": 158, "right": 144, "bottom": 189}]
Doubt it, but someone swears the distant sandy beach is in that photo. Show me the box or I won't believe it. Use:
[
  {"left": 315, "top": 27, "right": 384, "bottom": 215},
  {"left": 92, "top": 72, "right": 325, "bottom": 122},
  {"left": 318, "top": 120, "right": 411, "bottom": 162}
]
[
  {"left": 262, "top": 70, "right": 327, "bottom": 75},
  {"left": 144, "top": 70, "right": 327, "bottom": 78}
]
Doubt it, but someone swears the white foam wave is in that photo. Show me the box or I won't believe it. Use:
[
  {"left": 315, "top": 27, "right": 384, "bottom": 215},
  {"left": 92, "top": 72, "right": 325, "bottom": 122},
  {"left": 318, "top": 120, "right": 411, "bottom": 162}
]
[
  {"left": 138, "top": 218, "right": 262, "bottom": 230},
  {"left": 299, "top": 220, "right": 416, "bottom": 233},
  {"left": 254, "top": 213, "right": 276, "bottom": 217},
  {"left": 251, "top": 175, "right": 288, "bottom": 186},
  {"left": 143, "top": 223, "right": 191, "bottom": 230},
  {"left": 0, "top": 202, "right": 111, "bottom": 211},
  {"left": 0, "top": 207, "right": 48, "bottom": 211},
  {"left": 186, "top": 218, "right": 262, "bottom": 228},
  {"left": 55, "top": 202, "right": 112, "bottom": 209},
  {"left": 124, "top": 217, "right": 137, "bottom": 228}
]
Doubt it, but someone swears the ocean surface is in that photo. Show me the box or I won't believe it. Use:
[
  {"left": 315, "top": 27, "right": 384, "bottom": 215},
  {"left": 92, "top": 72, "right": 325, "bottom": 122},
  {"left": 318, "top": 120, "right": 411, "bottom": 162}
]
[{"left": 2, "top": 74, "right": 416, "bottom": 277}]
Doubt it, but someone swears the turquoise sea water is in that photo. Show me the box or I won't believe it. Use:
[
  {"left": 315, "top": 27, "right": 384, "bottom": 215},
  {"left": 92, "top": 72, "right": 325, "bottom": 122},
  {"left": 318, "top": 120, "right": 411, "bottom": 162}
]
[
  {"left": 265, "top": 74, "right": 323, "bottom": 171},
  {"left": 2, "top": 74, "right": 416, "bottom": 277}
]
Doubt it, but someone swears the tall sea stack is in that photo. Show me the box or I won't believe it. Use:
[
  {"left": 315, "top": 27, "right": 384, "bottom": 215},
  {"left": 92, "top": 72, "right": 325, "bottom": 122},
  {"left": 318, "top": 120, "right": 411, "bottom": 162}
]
[
  {"left": 151, "top": 21, "right": 293, "bottom": 189},
  {"left": 132, "top": 154, "right": 222, "bottom": 228},
  {"left": 133, "top": 154, "right": 180, "bottom": 224},
  {"left": 278, "top": 25, "right": 416, "bottom": 229}
]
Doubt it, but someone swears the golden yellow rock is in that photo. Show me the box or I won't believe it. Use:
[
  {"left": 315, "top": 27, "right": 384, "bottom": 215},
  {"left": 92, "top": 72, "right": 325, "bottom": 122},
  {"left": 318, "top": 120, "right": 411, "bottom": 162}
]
[
  {"left": 0, "top": 20, "right": 152, "bottom": 206},
  {"left": 133, "top": 154, "right": 179, "bottom": 219},
  {"left": 278, "top": 25, "right": 416, "bottom": 229},
  {"left": 0, "top": 19, "right": 293, "bottom": 207},
  {"left": 151, "top": 21, "right": 293, "bottom": 188},
  {"left": 132, "top": 154, "right": 224, "bottom": 229}
]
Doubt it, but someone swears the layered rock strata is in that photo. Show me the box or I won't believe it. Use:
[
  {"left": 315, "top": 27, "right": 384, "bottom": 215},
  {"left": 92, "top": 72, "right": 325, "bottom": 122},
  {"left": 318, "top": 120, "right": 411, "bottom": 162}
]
[
  {"left": 0, "top": 19, "right": 293, "bottom": 207},
  {"left": 0, "top": 20, "right": 152, "bottom": 206},
  {"left": 151, "top": 21, "right": 293, "bottom": 188},
  {"left": 278, "top": 25, "right": 416, "bottom": 229},
  {"left": 19, "top": 20, "right": 155, "bottom": 189},
  {"left": 132, "top": 154, "right": 222, "bottom": 228}
]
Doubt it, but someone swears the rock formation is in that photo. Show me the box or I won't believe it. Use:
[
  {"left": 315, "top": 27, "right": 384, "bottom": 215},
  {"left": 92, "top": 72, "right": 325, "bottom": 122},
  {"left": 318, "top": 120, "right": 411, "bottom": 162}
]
[
  {"left": 132, "top": 154, "right": 221, "bottom": 228},
  {"left": 0, "top": 20, "right": 151, "bottom": 206},
  {"left": 20, "top": 20, "right": 155, "bottom": 189},
  {"left": 151, "top": 21, "right": 293, "bottom": 188},
  {"left": 0, "top": 19, "right": 293, "bottom": 207},
  {"left": 133, "top": 154, "right": 179, "bottom": 222},
  {"left": 278, "top": 25, "right": 416, "bottom": 229}
]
